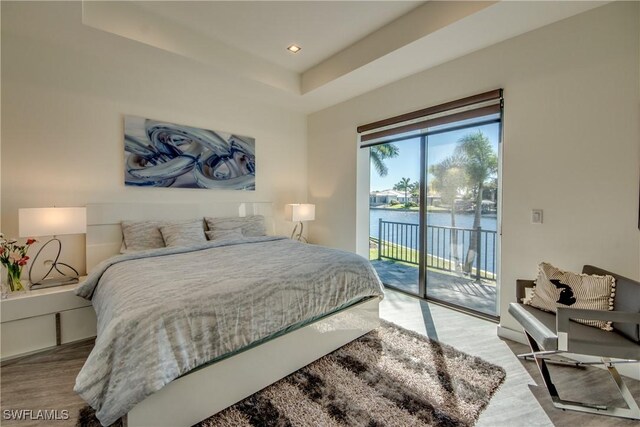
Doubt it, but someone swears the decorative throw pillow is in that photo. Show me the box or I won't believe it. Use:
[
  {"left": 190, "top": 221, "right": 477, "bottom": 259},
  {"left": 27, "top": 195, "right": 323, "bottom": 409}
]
[
  {"left": 526, "top": 262, "right": 616, "bottom": 331},
  {"left": 204, "top": 215, "right": 266, "bottom": 237},
  {"left": 160, "top": 220, "right": 207, "bottom": 247},
  {"left": 121, "top": 220, "right": 167, "bottom": 251},
  {"left": 205, "top": 228, "right": 244, "bottom": 242}
]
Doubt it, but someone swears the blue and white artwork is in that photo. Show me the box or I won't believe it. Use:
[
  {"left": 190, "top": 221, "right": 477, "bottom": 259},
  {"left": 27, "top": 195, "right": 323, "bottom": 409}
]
[{"left": 124, "top": 116, "right": 256, "bottom": 190}]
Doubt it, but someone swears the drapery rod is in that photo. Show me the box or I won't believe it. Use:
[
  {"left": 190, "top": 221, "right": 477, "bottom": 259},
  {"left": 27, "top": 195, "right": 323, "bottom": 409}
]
[
  {"left": 360, "top": 103, "right": 501, "bottom": 143},
  {"left": 359, "top": 117, "right": 501, "bottom": 149},
  {"left": 356, "top": 88, "right": 503, "bottom": 134}
]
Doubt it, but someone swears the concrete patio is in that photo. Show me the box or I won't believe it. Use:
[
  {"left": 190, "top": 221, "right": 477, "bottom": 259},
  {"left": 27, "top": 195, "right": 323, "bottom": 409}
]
[{"left": 370, "top": 259, "right": 498, "bottom": 316}]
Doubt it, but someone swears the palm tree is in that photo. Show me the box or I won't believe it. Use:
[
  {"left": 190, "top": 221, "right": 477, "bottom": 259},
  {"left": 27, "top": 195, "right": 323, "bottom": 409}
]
[
  {"left": 394, "top": 177, "right": 412, "bottom": 206},
  {"left": 370, "top": 144, "right": 399, "bottom": 177},
  {"left": 455, "top": 131, "right": 498, "bottom": 275},
  {"left": 410, "top": 180, "right": 420, "bottom": 204},
  {"left": 429, "top": 156, "right": 466, "bottom": 269}
]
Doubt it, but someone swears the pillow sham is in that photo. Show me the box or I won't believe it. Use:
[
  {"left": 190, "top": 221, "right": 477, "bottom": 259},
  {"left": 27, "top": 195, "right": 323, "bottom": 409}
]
[
  {"left": 205, "top": 228, "right": 244, "bottom": 242},
  {"left": 160, "top": 220, "right": 207, "bottom": 247},
  {"left": 204, "top": 215, "right": 266, "bottom": 237},
  {"left": 121, "top": 220, "right": 167, "bottom": 251},
  {"left": 526, "top": 262, "right": 616, "bottom": 331}
]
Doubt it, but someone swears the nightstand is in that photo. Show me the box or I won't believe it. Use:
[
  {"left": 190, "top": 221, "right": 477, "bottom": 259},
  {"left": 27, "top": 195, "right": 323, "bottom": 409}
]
[{"left": 0, "top": 278, "right": 97, "bottom": 361}]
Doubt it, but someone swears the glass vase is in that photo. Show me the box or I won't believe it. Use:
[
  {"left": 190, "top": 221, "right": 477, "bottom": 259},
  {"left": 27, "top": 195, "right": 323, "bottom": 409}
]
[{"left": 3, "top": 265, "right": 25, "bottom": 293}]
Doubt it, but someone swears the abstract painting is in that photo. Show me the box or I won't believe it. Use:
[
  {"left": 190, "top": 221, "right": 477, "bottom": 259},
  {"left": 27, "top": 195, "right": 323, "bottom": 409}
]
[{"left": 124, "top": 116, "right": 255, "bottom": 190}]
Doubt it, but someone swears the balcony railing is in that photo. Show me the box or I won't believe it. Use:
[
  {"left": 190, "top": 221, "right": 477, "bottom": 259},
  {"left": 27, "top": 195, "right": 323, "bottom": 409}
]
[{"left": 376, "top": 219, "right": 497, "bottom": 281}]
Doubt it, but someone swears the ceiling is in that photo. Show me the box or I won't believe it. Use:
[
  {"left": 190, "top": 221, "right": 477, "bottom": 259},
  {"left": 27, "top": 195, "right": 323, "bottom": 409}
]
[
  {"left": 134, "top": 1, "right": 423, "bottom": 73},
  {"left": 78, "top": 0, "right": 609, "bottom": 113}
]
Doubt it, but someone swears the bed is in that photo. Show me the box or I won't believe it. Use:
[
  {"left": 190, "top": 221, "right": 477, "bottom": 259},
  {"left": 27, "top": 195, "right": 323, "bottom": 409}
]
[{"left": 75, "top": 202, "right": 383, "bottom": 427}]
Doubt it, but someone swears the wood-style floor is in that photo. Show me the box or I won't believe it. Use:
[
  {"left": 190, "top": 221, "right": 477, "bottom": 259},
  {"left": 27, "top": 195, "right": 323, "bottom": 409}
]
[
  {"left": 0, "top": 340, "right": 94, "bottom": 427},
  {"left": 1, "top": 289, "right": 638, "bottom": 426}
]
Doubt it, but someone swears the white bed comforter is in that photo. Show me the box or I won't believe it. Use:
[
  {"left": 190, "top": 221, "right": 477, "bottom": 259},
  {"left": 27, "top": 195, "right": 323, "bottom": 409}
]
[{"left": 74, "top": 236, "right": 384, "bottom": 426}]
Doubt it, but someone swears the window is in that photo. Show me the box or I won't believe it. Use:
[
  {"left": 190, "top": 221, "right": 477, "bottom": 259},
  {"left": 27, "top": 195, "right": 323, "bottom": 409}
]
[{"left": 360, "top": 90, "right": 503, "bottom": 318}]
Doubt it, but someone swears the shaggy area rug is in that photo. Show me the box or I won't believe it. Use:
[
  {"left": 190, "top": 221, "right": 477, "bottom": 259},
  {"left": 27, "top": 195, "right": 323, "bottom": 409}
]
[{"left": 78, "top": 321, "right": 505, "bottom": 427}]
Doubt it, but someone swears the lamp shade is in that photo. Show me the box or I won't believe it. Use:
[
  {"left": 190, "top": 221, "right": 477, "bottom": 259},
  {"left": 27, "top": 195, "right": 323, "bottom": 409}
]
[
  {"left": 19, "top": 207, "right": 87, "bottom": 237},
  {"left": 285, "top": 204, "right": 315, "bottom": 222}
]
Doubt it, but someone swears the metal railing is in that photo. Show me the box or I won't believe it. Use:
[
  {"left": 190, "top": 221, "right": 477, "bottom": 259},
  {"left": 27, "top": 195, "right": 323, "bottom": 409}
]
[{"left": 376, "top": 219, "right": 497, "bottom": 281}]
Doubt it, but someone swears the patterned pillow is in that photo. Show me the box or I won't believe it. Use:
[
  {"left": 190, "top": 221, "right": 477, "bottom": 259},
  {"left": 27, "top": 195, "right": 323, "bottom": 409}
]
[
  {"left": 121, "top": 220, "right": 167, "bottom": 251},
  {"left": 204, "top": 215, "right": 266, "bottom": 237},
  {"left": 160, "top": 220, "right": 207, "bottom": 247},
  {"left": 205, "top": 228, "right": 244, "bottom": 242},
  {"left": 526, "top": 262, "right": 616, "bottom": 331}
]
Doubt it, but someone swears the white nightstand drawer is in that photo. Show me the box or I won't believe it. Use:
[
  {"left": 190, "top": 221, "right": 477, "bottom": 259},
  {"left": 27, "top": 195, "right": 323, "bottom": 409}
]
[
  {"left": 0, "top": 279, "right": 97, "bottom": 360},
  {"left": 1, "top": 315, "right": 57, "bottom": 359},
  {"left": 60, "top": 306, "right": 97, "bottom": 344}
]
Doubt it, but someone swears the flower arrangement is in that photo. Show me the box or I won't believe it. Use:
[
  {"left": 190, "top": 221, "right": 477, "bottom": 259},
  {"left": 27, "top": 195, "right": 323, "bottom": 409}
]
[{"left": 0, "top": 233, "right": 36, "bottom": 292}]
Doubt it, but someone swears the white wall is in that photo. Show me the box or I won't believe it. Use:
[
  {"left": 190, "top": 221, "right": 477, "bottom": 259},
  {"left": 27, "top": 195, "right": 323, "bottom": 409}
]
[
  {"left": 307, "top": 2, "right": 640, "bottom": 332},
  {"left": 2, "top": 2, "right": 639, "bottom": 334},
  {"left": 1, "top": 2, "right": 307, "bottom": 275}
]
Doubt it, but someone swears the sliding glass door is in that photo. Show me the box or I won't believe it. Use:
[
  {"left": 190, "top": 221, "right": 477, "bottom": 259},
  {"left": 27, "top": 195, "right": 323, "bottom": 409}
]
[
  {"left": 369, "top": 137, "right": 422, "bottom": 295},
  {"left": 424, "top": 120, "right": 500, "bottom": 316},
  {"left": 366, "top": 92, "right": 502, "bottom": 318}
]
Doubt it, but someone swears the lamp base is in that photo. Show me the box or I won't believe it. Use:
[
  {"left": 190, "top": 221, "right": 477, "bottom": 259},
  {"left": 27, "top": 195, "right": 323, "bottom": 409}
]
[
  {"left": 28, "top": 237, "right": 81, "bottom": 289},
  {"left": 290, "top": 221, "right": 308, "bottom": 243},
  {"left": 29, "top": 276, "right": 79, "bottom": 290}
]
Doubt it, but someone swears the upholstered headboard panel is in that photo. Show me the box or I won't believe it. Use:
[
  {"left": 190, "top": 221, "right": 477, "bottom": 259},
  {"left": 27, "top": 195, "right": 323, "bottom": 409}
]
[{"left": 86, "top": 202, "right": 274, "bottom": 273}]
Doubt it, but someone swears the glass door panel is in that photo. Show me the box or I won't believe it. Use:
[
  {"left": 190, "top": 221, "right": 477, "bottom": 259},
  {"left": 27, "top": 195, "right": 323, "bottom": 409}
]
[
  {"left": 425, "top": 121, "right": 500, "bottom": 316},
  {"left": 369, "top": 138, "right": 422, "bottom": 295}
]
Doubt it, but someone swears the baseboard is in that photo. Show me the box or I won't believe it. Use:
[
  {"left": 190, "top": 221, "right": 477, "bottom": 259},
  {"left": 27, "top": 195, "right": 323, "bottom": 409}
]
[{"left": 497, "top": 325, "right": 639, "bottom": 381}]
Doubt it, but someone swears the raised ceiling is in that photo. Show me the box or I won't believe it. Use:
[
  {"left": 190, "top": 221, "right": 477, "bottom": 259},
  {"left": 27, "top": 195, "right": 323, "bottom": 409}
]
[
  {"left": 134, "top": 1, "right": 424, "bottom": 73},
  {"left": 79, "top": 0, "right": 608, "bottom": 112}
]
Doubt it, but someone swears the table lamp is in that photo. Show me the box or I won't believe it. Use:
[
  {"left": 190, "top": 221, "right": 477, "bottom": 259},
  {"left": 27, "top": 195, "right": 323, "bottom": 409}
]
[
  {"left": 19, "top": 207, "right": 87, "bottom": 289},
  {"left": 285, "top": 204, "right": 315, "bottom": 242}
]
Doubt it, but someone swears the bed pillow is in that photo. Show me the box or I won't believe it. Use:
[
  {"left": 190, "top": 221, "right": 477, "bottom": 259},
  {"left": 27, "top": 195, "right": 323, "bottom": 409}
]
[
  {"left": 160, "top": 220, "right": 207, "bottom": 247},
  {"left": 526, "top": 262, "right": 616, "bottom": 331},
  {"left": 204, "top": 215, "right": 266, "bottom": 237},
  {"left": 205, "top": 228, "right": 244, "bottom": 242},
  {"left": 121, "top": 220, "right": 167, "bottom": 251}
]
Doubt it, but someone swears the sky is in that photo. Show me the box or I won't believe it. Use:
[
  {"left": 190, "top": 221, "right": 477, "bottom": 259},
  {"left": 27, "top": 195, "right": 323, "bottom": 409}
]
[{"left": 370, "top": 121, "right": 500, "bottom": 191}]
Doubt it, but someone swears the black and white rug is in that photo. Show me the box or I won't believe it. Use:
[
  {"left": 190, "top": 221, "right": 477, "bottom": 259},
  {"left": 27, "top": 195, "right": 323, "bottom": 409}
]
[{"left": 78, "top": 321, "right": 505, "bottom": 427}]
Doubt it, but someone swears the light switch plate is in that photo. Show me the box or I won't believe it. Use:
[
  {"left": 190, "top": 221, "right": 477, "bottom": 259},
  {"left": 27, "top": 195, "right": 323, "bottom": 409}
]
[{"left": 532, "top": 209, "right": 543, "bottom": 224}]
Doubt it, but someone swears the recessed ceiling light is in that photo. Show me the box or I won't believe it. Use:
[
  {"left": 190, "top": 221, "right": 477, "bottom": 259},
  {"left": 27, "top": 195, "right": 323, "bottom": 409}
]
[{"left": 287, "top": 44, "right": 301, "bottom": 54}]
